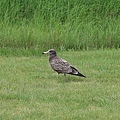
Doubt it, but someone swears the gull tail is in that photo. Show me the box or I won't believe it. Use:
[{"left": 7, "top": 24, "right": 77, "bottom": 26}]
[{"left": 68, "top": 66, "right": 86, "bottom": 78}]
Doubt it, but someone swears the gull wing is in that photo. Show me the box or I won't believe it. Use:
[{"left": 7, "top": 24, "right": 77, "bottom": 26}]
[{"left": 50, "top": 57, "right": 72, "bottom": 74}]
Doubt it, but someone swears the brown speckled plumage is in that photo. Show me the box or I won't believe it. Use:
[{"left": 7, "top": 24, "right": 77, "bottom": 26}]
[{"left": 42, "top": 49, "right": 86, "bottom": 78}]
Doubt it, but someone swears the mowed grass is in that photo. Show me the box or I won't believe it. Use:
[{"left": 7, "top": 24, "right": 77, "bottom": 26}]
[{"left": 0, "top": 49, "right": 120, "bottom": 120}]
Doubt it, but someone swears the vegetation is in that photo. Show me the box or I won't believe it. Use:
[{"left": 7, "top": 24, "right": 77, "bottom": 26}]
[
  {"left": 0, "top": 49, "right": 120, "bottom": 119},
  {"left": 0, "top": 1, "right": 119, "bottom": 119},
  {"left": 0, "top": 0, "right": 120, "bottom": 53}
]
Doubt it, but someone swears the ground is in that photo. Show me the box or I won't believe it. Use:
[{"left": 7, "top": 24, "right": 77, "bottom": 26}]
[{"left": 0, "top": 49, "right": 120, "bottom": 120}]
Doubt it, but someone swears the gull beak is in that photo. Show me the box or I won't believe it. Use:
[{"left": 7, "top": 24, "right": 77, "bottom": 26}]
[{"left": 42, "top": 50, "right": 49, "bottom": 54}]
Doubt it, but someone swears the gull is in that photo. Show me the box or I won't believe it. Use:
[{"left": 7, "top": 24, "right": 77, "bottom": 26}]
[{"left": 42, "top": 49, "right": 86, "bottom": 78}]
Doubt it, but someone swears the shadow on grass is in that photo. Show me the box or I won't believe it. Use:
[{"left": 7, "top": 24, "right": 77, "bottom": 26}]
[{"left": 56, "top": 75, "right": 87, "bottom": 83}]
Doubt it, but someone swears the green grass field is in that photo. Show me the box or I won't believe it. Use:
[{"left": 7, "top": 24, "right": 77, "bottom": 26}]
[
  {"left": 0, "top": 0, "right": 120, "bottom": 119},
  {"left": 0, "top": 49, "right": 120, "bottom": 120}
]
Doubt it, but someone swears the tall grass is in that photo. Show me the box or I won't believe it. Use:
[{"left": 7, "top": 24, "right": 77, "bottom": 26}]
[{"left": 0, "top": 0, "right": 120, "bottom": 52}]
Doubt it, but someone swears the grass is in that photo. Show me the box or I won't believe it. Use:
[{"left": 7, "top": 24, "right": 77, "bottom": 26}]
[
  {"left": 0, "top": 0, "right": 120, "bottom": 50},
  {"left": 0, "top": 49, "right": 120, "bottom": 120},
  {"left": 0, "top": 1, "right": 119, "bottom": 119}
]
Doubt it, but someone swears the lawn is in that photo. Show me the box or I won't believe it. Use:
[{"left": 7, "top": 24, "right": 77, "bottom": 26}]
[{"left": 0, "top": 49, "right": 120, "bottom": 120}]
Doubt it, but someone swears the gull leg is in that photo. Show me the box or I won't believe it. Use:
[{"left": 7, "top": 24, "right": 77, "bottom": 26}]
[
  {"left": 58, "top": 73, "right": 60, "bottom": 78},
  {"left": 64, "top": 73, "right": 66, "bottom": 79}
]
